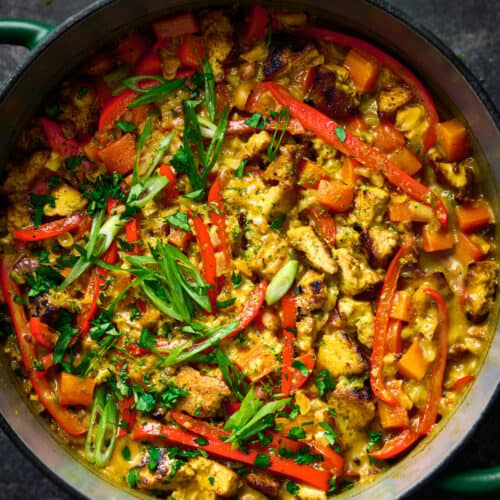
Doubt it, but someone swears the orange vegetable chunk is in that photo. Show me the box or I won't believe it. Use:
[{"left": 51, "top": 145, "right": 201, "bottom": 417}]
[
  {"left": 378, "top": 380, "right": 410, "bottom": 429},
  {"left": 298, "top": 160, "right": 328, "bottom": 188},
  {"left": 422, "top": 225, "right": 454, "bottom": 252},
  {"left": 317, "top": 179, "right": 354, "bottom": 212},
  {"left": 373, "top": 122, "right": 406, "bottom": 153},
  {"left": 388, "top": 147, "right": 422, "bottom": 175},
  {"left": 98, "top": 133, "right": 136, "bottom": 175},
  {"left": 344, "top": 48, "right": 380, "bottom": 93},
  {"left": 397, "top": 342, "right": 428, "bottom": 381},
  {"left": 455, "top": 232, "right": 485, "bottom": 265},
  {"left": 59, "top": 372, "right": 96, "bottom": 408},
  {"left": 390, "top": 291, "right": 411, "bottom": 322},
  {"left": 436, "top": 118, "right": 470, "bottom": 162},
  {"left": 455, "top": 201, "right": 492, "bottom": 231}
]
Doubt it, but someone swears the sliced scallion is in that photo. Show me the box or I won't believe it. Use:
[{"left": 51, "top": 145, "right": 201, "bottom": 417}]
[{"left": 265, "top": 259, "right": 298, "bottom": 305}]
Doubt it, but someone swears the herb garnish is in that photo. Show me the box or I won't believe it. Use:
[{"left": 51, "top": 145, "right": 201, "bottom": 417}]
[{"left": 30, "top": 194, "right": 55, "bottom": 227}]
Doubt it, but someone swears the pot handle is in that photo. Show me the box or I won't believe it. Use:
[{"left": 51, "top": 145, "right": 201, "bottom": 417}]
[
  {"left": 0, "top": 19, "right": 54, "bottom": 49},
  {"left": 437, "top": 466, "right": 500, "bottom": 494}
]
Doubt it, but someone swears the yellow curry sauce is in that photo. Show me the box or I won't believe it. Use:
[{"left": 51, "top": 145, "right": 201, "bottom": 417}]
[{"left": 0, "top": 5, "right": 497, "bottom": 499}]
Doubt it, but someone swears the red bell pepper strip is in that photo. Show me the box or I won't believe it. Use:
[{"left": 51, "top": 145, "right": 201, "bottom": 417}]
[
  {"left": 369, "top": 428, "right": 420, "bottom": 460},
  {"left": 191, "top": 214, "right": 217, "bottom": 308},
  {"left": 98, "top": 89, "right": 137, "bottom": 132},
  {"left": 77, "top": 241, "right": 118, "bottom": 337},
  {"left": 125, "top": 214, "right": 140, "bottom": 255},
  {"left": 133, "top": 51, "right": 162, "bottom": 75},
  {"left": 417, "top": 288, "right": 449, "bottom": 436},
  {"left": 39, "top": 118, "right": 84, "bottom": 158},
  {"left": 243, "top": 4, "right": 269, "bottom": 43},
  {"left": 263, "top": 82, "right": 448, "bottom": 230},
  {"left": 132, "top": 422, "right": 331, "bottom": 491},
  {"left": 223, "top": 280, "right": 267, "bottom": 341},
  {"left": 29, "top": 317, "right": 57, "bottom": 351},
  {"left": 12, "top": 212, "right": 91, "bottom": 241},
  {"left": 310, "top": 440, "right": 344, "bottom": 476},
  {"left": 0, "top": 258, "right": 87, "bottom": 436},
  {"left": 370, "top": 238, "right": 415, "bottom": 405},
  {"left": 171, "top": 410, "right": 229, "bottom": 440},
  {"left": 208, "top": 178, "right": 232, "bottom": 276},
  {"left": 289, "top": 352, "right": 316, "bottom": 393},
  {"left": 152, "top": 13, "right": 199, "bottom": 40},
  {"left": 301, "top": 27, "right": 439, "bottom": 151},
  {"left": 117, "top": 396, "right": 137, "bottom": 438},
  {"left": 281, "top": 295, "right": 297, "bottom": 398},
  {"left": 159, "top": 164, "right": 179, "bottom": 201},
  {"left": 453, "top": 375, "right": 474, "bottom": 392}
]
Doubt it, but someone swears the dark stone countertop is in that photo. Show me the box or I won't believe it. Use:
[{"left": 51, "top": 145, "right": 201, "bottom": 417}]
[{"left": 0, "top": 1, "right": 498, "bottom": 499}]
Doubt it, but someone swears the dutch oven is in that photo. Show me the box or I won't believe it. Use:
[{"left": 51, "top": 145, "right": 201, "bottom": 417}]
[{"left": 0, "top": 1, "right": 499, "bottom": 498}]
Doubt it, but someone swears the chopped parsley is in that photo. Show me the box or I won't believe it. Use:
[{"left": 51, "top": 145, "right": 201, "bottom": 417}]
[
  {"left": 82, "top": 172, "right": 125, "bottom": 215},
  {"left": 335, "top": 126, "right": 346, "bottom": 143},
  {"left": 52, "top": 309, "right": 78, "bottom": 364},
  {"left": 129, "top": 304, "right": 142, "bottom": 321},
  {"left": 138, "top": 328, "right": 156, "bottom": 350},
  {"left": 127, "top": 469, "right": 140, "bottom": 488},
  {"left": 328, "top": 476, "right": 337, "bottom": 495},
  {"left": 254, "top": 454, "right": 270, "bottom": 467},
  {"left": 214, "top": 297, "right": 236, "bottom": 309},
  {"left": 286, "top": 481, "right": 300, "bottom": 495},
  {"left": 208, "top": 476, "right": 215, "bottom": 485},
  {"left": 319, "top": 421, "right": 337, "bottom": 447},
  {"left": 315, "top": 368, "right": 335, "bottom": 397},
  {"left": 194, "top": 436, "right": 209, "bottom": 446},
  {"left": 25, "top": 265, "right": 63, "bottom": 297},
  {"left": 270, "top": 214, "right": 286, "bottom": 230},
  {"left": 288, "top": 426, "right": 306, "bottom": 440},
  {"left": 160, "top": 383, "right": 189, "bottom": 409},
  {"left": 231, "top": 271, "right": 242, "bottom": 288},
  {"left": 292, "top": 359, "right": 309, "bottom": 377},
  {"left": 148, "top": 447, "right": 162, "bottom": 471},
  {"left": 121, "top": 445, "right": 131, "bottom": 461},
  {"left": 76, "top": 86, "right": 89, "bottom": 99},
  {"left": 47, "top": 176, "right": 61, "bottom": 188},
  {"left": 64, "top": 155, "right": 86, "bottom": 173},
  {"left": 366, "top": 431, "right": 382, "bottom": 452},
  {"left": 245, "top": 112, "right": 265, "bottom": 130}
]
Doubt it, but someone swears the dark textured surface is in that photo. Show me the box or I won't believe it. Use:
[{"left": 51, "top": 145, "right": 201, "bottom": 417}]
[{"left": 0, "top": 1, "right": 499, "bottom": 499}]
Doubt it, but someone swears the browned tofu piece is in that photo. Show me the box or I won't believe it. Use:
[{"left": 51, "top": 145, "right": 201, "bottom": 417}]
[
  {"left": 362, "top": 225, "right": 400, "bottom": 268},
  {"left": 465, "top": 261, "right": 498, "bottom": 323},
  {"left": 433, "top": 157, "right": 475, "bottom": 201},
  {"left": 288, "top": 226, "right": 338, "bottom": 275},
  {"left": 245, "top": 470, "right": 281, "bottom": 497},
  {"left": 261, "top": 145, "right": 300, "bottom": 188},
  {"left": 338, "top": 297, "right": 375, "bottom": 349},
  {"left": 173, "top": 366, "right": 231, "bottom": 417},
  {"left": 328, "top": 386, "right": 375, "bottom": 445},
  {"left": 351, "top": 185, "right": 389, "bottom": 230},
  {"left": 377, "top": 86, "right": 413, "bottom": 116},
  {"left": 317, "top": 330, "right": 369, "bottom": 378},
  {"left": 296, "top": 270, "right": 328, "bottom": 317},
  {"left": 334, "top": 247, "right": 383, "bottom": 296}
]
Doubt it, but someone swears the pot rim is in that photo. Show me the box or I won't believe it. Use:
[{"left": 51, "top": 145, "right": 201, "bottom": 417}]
[{"left": 0, "top": 1, "right": 499, "bottom": 499}]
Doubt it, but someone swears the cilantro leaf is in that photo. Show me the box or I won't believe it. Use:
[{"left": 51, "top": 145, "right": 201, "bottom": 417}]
[
  {"left": 161, "top": 383, "right": 189, "bottom": 409},
  {"left": 116, "top": 120, "right": 137, "bottom": 133},
  {"left": 138, "top": 328, "right": 156, "bottom": 350},
  {"left": 286, "top": 482, "right": 299, "bottom": 495},
  {"left": 245, "top": 112, "right": 264, "bottom": 130},
  {"left": 292, "top": 359, "right": 309, "bottom": 377},
  {"left": 288, "top": 426, "right": 306, "bottom": 439},
  {"left": 165, "top": 212, "right": 190, "bottom": 232},
  {"left": 254, "top": 454, "right": 270, "bottom": 467},
  {"left": 319, "top": 421, "right": 337, "bottom": 446},
  {"left": 315, "top": 368, "right": 335, "bottom": 397},
  {"left": 53, "top": 309, "right": 78, "bottom": 364},
  {"left": 236, "top": 159, "right": 247, "bottom": 178},
  {"left": 231, "top": 271, "right": 242, "bottom": 288},
  {"left": 64, "top": 155, "right": 86, "bottom": 173},
  {"left": 335, "top": 126, "right": 346, "bottom": 143}
]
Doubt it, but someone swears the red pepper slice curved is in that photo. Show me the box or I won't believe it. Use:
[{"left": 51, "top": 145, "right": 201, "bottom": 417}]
[
  {"left": 159, "top": 164, "right": 179, "bottom": 202},
  {"left": 417, "top": 288, "right": 449, "bottom": 436},
  {"left": 310, "top": 440, "right": 344, "bottom": 476},
  {"left": 125, "top": 214, "right": 140, "bottom": 255},
  {"left": 208, "top": 178, "right": 232, "bottom": 276},
  {"left": 263, "top": 82, "right": 448, "bottom": 230},
  {"left": 117, "top": 396, "right": 137, "bottom": 438},
  {"left": 370, "top": 289, "right": 448, "bottom": 459},
  {"left": 370, "top": 238, "right": 415, "bottom": 405},
  {"left": 191, "top": 214, "right": 217, "bottom": 308},
  {"left": 29, "top": 317, "right": 57, "bottom": 351},
  {"left": 281, "top": 295, "right": 297, "bottom": 398},
  {"left": 369, "top": 428, "right": 420, "bottom": 460},
  {"left": 132, "top": 422, "right": 331, "bottom": 491},
  {"left": 243, "top": 4, "right": 269, "bottom": 43},
  {"left": 226, "top": 117, "right": 306, "bottom": 136},
  {"left": 452, "top": 375, "right": 474, "bottom": 392},
  {"left": 12, "top": 212, "right": 91, "bottom": 241},
  {"left": 77, "top": 241, "right": 118, "bottom": 337},
  {"left": 0, "top": 258, "right": 87, "bottom": 436},
  {"left": 39, "top": 118, "right": 84, "bottom": 158},
  {"left": 223, "top": 280, "right": 267, "bottom": 341},
  {"left": 301, "top": 27, "right": 439, "bottom": 151},
  {"left": 171, "top": 410, "right": 229, "bottom": 440}
]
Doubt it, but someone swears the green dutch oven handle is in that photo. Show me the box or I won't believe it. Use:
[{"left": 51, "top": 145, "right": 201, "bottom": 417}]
[
  {"left": 0, "top": 19, "right": 54, "bottom": 49},
  {"left": 0, "top": 12, "right": 499, "bottom": 500}
]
